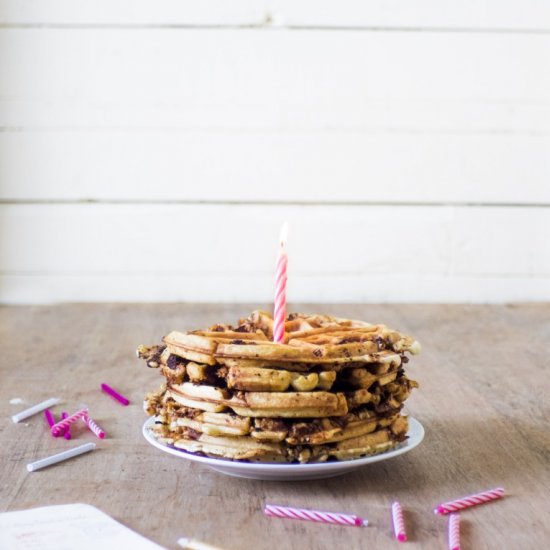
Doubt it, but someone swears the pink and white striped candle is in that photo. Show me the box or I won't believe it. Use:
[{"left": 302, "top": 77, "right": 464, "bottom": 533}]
[
  {"left": 264, "top": 504, "right": 368, "bottom": 527},
  {"left": 434, "top": 487, "right": 504, "bottom": 515},
  {"left": 83, "top": 415, "right": 106, "bottom": 439},
  {"left": 61, "top": 411, "right": 72, "bottom": 440},
  {"left": 51, "top": 408, "right": 88, "bottom": 437},
  {"left": 448, "top": 513, "right": 460, "bottom": 550},
  {"left": 272, "top": 222, "right": 288, "bottom": 343},
  {"left": 391, "top": 501, "right": 407, "bottom": 542}
]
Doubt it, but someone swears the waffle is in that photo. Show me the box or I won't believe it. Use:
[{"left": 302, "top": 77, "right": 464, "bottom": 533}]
[
  {"left": 162, "top": 310, "right": 420, "bottom": 367},
  {"left": 145, "top": 404, "right": 410, "bottom": 463},
  {"left": 166, "top": 383, "right": 349, "bottom": 417},
  {"left": 138, "top": 343, "right": 411, "bottom": 396},
  {"left": 153, "top": 393, "right": 405, "bottom": 445},
  {"left": 169, "top": 427, "right": 402, "bottom": 463},
  {"left": 139, "top": 310, "right": 420, "bottom": 463}
]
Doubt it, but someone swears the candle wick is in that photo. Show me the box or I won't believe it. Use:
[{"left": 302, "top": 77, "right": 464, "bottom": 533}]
[{"left": 279, "top": 221, "right": 289, "bottom": 247}]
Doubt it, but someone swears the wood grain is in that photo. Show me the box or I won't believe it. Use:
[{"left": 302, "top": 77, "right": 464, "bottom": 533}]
[{"left": 1, "top": 303, "right": 549, "bottom": 549}]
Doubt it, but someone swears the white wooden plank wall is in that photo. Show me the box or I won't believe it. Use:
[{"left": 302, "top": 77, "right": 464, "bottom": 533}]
[{"left": 1, "top": 1, "right": 549, "bottom": 304}]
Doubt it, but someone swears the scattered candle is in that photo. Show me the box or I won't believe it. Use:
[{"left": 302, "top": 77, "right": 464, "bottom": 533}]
[
  {"left": 83, "top": 415, "right": 106, "bottom": 439},
  {"left": 177, "top": 538, "right": 226, "bottom": 550},
  {"left": 101, "top": 383, "right": 130, "bottom": 406},
  {"left": 434, "top": 487, "right": 504, "bottom": 515},
  {"left": 264, "top": 504, "right": 368, "bottom": 527},
  {"left": 61, "top": 411, "right": 72, "bottom": 440},
  {"left": 12, "top": 397, "right": 61, "bottom": 423},
  {"left": 448, "top": 513, "right": 460, "bottom": 550},
  {"left": 44, "top": 409, "right": 56, "bottom": 429},
  {"left": 51, "top": 408, "right": 88, "bottom": 437},
  {"left": 391, "top": 501, "right": 407, "bottom": 542},
  {"left": 27, "top": 442, "right": 96, "bottom": 472},
  {"left": 272, "top": 222, "right": 288, "bottom": 343}
]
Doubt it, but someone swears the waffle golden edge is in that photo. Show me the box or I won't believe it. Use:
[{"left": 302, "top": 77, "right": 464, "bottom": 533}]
[{"left": 138, "top": 311, "right": 420, "bottom": 463}]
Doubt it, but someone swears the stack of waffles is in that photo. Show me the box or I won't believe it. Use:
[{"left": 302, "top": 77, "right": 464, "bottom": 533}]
[{"left": 138, "top": 311, "right": 420, "bottom": 463}]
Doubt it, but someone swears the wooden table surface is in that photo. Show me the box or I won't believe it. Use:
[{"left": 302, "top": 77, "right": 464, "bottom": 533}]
[{"left": 1, "top": 304, "right": 549, "bottom": 549}]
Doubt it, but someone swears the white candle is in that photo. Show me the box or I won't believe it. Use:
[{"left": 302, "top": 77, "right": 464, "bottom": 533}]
[
  {"left": 177, "top": 537, "right": 226, "bottom": 550},
  {"left": 12, "top": 397, "right": 61, "bottom": 423},
  {"left": 27, "top": 442, "right": 96, "bottom": 472}
]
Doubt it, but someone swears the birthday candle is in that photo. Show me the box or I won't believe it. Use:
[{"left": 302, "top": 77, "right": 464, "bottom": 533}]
[
  {"left": 83, "top": 415, "right": 106, "bottom": 439},
  {"left": 391, "top": 501, "right": 407, "bottom": 542},
  {"left": 44, "top": 409, "right": 56, "bottom": 429},
  {"left": 12, "top": 397, "right": 61, "bottom": 423},
  {"left": 61, "top": 411, "right": 72, "bottom": 440},
  {"left": 177, "top": 538, "right": 225, "bottom": 550},
  {"left": 264, "top": 504, "right": 368, "bottom": 527},
  {"left": 27, "top": 443, "right": 96, "bottom": 472},
  {"left": 51, "top": 408, "right": 88, "bottom": 437},
  {"left": 434, "top": 487, "right": 504, "bottom": 515},
  {"left": 100, "top": 383, "right": 130, "bottom": 406},
  {"left": 273, "top": 222, "right": 288, "bottom": 343},
  {"left": 448, "top": 513, "right": 461, "bottom": 550}
]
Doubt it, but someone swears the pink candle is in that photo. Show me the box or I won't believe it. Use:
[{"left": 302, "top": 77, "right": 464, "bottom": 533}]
[
  {"left": 391, "top": 501, "right": 407, "bottom": 542},
  {"left": 83, "top": 415, "right": 106, "bottom": 439},
  {"left": 448, "top": 513, "right": 460, "bottom": 550},
  {"left": 44, "top": 409, "right": 56, "bottom": 429},
  {"left": 273, "top": 222, "right": 288, "bottom": 343},
  {"left": 61, "top": 411, "right": 72, "bottom": 440},
  {"left": 101, "top": 382, "right": 130, "bottom": 406},
  {"left": 264, "top": 504, "right": 368, "bottom": 527},
  {"left": 51, "top": 408, "right": 88, "bottom": 437},
  {"left": 434, "top": 487, "right": 504, "bottom": 515}
]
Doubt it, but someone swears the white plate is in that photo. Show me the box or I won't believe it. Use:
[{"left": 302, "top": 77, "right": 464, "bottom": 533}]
[{"left": 142, "top": 416, "right": 424, "bottom": 481}]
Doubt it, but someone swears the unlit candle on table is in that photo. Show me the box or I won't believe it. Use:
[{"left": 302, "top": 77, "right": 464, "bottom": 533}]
[
  {"left": 27, "top": 442, "right": 96, "bottom": 472},
  {"left": 12, "top": 397, "right": 61, "bottom": 423}
]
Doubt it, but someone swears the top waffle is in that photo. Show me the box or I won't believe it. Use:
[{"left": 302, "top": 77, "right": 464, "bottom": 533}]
[{"left": 163, "top": 310, "right": 421, "bottom": 368}]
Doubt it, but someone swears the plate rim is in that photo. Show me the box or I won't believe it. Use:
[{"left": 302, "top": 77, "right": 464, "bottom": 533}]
[{"left": 142, "top": 416, "right": 424, "bottom": 472}]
